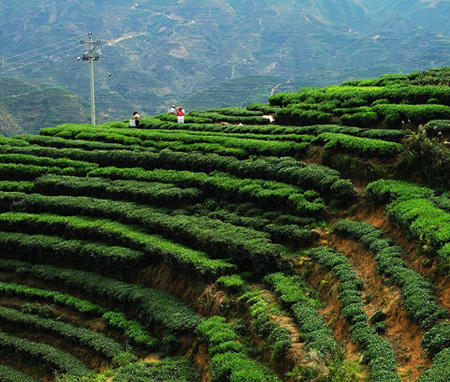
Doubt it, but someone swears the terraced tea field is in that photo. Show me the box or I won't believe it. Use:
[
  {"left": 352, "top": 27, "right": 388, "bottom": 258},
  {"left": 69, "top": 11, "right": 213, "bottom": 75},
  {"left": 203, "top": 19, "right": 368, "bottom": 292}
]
[{"left": 1, "top": 69, "right": 450, "bottom": 381}]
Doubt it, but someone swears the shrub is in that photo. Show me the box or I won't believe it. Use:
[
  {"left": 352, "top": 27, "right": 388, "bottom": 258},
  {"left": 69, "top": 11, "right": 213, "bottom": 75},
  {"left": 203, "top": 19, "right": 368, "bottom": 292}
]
[
  {"left": 418, "top": 348, "right": 450, "bottom": 382},
  {"left": 340, "top": 111, "right": 379, "bottom": 128},
  {"left": 216, "top": 274, "right": 246, "bottom": 293},
  {"left": 112, "top": 359, "right": 198, "bottom": 382},
  {"left": 424, "top": 119, "right": 450, "bottom": 137},
  {"left": 422, "top": 322, "right": 450, "bottom": 357}
]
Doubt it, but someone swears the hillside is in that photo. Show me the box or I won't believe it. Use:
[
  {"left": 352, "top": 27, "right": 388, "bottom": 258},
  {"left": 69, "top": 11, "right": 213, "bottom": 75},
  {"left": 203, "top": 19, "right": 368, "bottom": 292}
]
[
  {"left": 0, "top": 67, "right": 449, "bottom": 381},
  {"left": 0, "top": 0, "right": 448, "bottom": 127},
  {"left": 0, "top": 78, "right": 93, "bottom": 137}
]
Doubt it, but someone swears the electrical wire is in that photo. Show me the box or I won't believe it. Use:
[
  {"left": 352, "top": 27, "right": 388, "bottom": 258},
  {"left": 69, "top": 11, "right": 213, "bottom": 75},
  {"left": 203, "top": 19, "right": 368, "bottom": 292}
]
[
  {"left": 1, "top": 34, "right": 84, "bottom": 64},
  {"left": 0, "top": 34, "right": 86, "bottom": 76},
  {"left": 0, "top": 41, "right": 82, "bottom": 71},
  {"left": 0, "top": 45, "right": 82, "bottom": 76}
]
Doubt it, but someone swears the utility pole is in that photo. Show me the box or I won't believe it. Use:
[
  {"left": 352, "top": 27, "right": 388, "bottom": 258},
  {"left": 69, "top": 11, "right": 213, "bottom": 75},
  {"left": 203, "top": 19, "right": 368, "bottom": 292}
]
[{"left": 79, "top": 33, "right": 100, "bottom": 125}]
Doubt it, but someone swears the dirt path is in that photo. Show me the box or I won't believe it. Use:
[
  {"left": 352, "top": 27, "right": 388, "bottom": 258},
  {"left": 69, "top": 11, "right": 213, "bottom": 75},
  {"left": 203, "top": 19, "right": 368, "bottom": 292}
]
[
  {"left": 340, "top": 203, "right": 450, "bottom": 313},
  {"left": 259, "top": 288, "right": 306, "bottom": 366},
  {"left": 317, "top": 196, "right": 450, "bottom": 381},
  {"left": 325, "top": 233, "right": 430, "bottom": 381},
  {"left": 299, "top": 257, "right": 364, "bottom": 363}
]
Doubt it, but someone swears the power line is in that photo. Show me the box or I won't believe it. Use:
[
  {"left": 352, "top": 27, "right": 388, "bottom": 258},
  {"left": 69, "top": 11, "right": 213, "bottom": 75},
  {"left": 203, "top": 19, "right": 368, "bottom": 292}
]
[
  {"left": 1, "top": 34, "right": 84, "bottom": 63},
  {"left": 0, "top": 45, "right": 81, "bottom": 76},
  {"left": 0, "top": 41, "right": 81, "bottom": 72}
]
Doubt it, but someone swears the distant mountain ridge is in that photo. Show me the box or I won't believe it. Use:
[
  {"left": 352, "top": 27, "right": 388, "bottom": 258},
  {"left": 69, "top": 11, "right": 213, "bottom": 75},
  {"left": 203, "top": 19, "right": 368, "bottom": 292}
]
[{"left": 0, "top": 0, "right": 448, "bottom": 131}]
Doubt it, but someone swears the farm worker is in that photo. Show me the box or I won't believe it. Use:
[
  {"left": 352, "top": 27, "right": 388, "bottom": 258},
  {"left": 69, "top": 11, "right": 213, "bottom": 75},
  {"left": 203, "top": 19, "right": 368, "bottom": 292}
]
[
  {"left": 130, "top": 111, "right": 141, "bottom": 127},
  {"left": 177, "top": 107, "right": 185, "bottom": 123}
]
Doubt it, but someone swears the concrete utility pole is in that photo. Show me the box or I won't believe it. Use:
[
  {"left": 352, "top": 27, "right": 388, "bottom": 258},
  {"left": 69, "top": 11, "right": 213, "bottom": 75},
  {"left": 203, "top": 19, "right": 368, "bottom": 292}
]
[{"left": 79, "top": 33, "right": 100, "bottom": 125}]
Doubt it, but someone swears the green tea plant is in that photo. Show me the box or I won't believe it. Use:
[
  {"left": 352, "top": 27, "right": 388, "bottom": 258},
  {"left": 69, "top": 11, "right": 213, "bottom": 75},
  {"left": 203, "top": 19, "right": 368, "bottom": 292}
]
[
  {"left": 0, "top": 330, "right": 92, "bottom": 378},
  {"left": 305, "top": 247, "right": 400, "bottom": 382},
  {"left": 0, "top": 306, "right": 127, "bottom": 360},
  {"left": 198, "top": 316, "right": 281, "bottom": 381},
  {"left": 0, "top": 365, "right": 38, "bottom": 382},
  {"left": 0, "top": 259, "right": 203, "bottom": 334},
  {"left": 264, "top": 272, "right": 341, "bottom": 362}
]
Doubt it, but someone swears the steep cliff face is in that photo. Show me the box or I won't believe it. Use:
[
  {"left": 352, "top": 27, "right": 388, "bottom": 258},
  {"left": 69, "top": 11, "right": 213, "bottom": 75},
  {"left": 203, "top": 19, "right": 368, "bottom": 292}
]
[{"left": 0, "top": 0, "right": 448, "bottom": 131}]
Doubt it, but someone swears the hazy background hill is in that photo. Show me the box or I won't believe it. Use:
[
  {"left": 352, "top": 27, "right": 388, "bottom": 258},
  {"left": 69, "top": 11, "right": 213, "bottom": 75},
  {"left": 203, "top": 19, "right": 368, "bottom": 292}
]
[
  {"left": 0, "top": 0, "right": 449, "bottom": 135},
  {"left": 0, "top": 78, "right": 91, "bottom": 136}
]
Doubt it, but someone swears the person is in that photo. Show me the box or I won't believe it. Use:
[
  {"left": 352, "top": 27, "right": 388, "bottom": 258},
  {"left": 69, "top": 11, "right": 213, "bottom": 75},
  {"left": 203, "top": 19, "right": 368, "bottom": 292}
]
[
  {"left": 130, "top": 111, "right": 141, "bottom": 127},
  {"left": 177, "top": 107, "right": 185, "bottom": 123},
  {"left": 169, "top": 105, "right": 176, "bottom": 115}
]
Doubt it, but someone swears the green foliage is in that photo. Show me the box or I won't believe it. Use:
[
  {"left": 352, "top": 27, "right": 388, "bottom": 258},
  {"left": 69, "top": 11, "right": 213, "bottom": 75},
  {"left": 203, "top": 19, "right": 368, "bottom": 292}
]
[
  {"left": 268, "top": 325, "right": 292, "bottom": 361},
  {"left": 270, "top": 80, "right": 450, "bottom": 131},
  {"left": 264, "top": 272, "right": 341, "bottom": 361},
  {"left": 0, "top": 258, "right": 202, "bottom": 334},
  {"left": 315, "top": 133, "right": 403, "bottom": 157},
  {"left": 239, "top": 290, "right": 273, "bottom": 336},
  {"left": 360, "top": 129, "right": 405, "bottom": 143},
  {"left": 365, "top": 179, "right": 435, "bottom": 204},
  {"left": 35, "top": 174, "right": 203, "bottom": 206},
  {"left": 246, "top": 103, "right": 280, "bottom": 114},
  {"left": 264, "top": 272, "right": 318, "bottom": 307},
  {"left": 238, "top": 288, "right": 293, "bottom": 361},
  {"left": 0, "top": 329, "right": 92, "bottom": 378},
  {"left": 0, "top": 189, "right": 297, "bottom": 276},
  {"left": 0, "top": 365, "right": 38, "bottom": 382},
  {"left": 333, "top": 220, "right": 447, "bottom": 330},
  {"left": 198, "top": 316, "right": 242, "bottom": 356},
  {"left": 0, "top": 305, "right": 126, "bottom": 359},
  {"left": 102, "top": 312, "right": 158, "bottom": 349},
  {"left": 340, "top": 111, "right": 379, "bottom": 128},
  {"left": 111, "top": 351, "right": 137, "bottom": 368},
  {"left": 55, "top": 373, "right": 107, "bottom": 382},
  {"left": 0, "top": 180, "right": 34, "bottom": 192},
  {"left": 112, "top": 359, "right": 198, "bottom": 382},
  {"left": 0, "top": 136, "right": 30, "bottom": 147},
  {"left": 418, "top": 348, "right": 450, "bottom": 382},
  {"left": 211, "top": 351, "right": 280, "bottom": 382},
  {"left": 0, "top": 281, "right": 106, "bottom": 315},
  {"left": 274, "top": 105, "right": 333, "bottom": 126},
  {"left": 0, "top": 281, "right": 158, "bottom": 349},
  {"left": 365, "top": 178, "right": 450, "bottom": 268},
  {"left": 373, "top": 104, "right": 450, "bottom": 128},
  {"left": 0, "top": 153, "right": 98, "bottom": 175},
  {"left": 87, "top": 166, "right": 325, "bottom": 219},
  {"left": 422, "top": 322, "right": 450, "bottom": 357},
  {"left": 198, "top": 316, "right": 281, "bottom": 381},
  {"left": 21, "top": 302, "right": 55, "bottom": 317},
  {"left": 305, "top": 247, "right": 399, "bottom": 381},
  {"left": 6, "top": 134, "right": 354, "bottom": 206},
  {"left": 0, "top": 210, "right": 234, "bottom": 278},
  {"left": 41, "top": 123, "right": 308, "bottom": 158},
  {"left": 216, "top": 274, "right": 247, "bottom": 293},
  {"left": 398, "top": 130, "right": 450, "bottom": 189},
  {"left": 3, "top": 69, "right": 450, "bottom": 382},
  {"left": 424, "top": 120, "right": 450, "bottom": 137}
]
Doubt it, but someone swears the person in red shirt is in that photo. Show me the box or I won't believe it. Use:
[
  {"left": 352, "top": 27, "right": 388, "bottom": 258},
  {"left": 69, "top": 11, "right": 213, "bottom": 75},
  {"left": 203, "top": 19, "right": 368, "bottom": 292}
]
[{"left": 177, "top": 107, "right": 185, "bottom": 123}]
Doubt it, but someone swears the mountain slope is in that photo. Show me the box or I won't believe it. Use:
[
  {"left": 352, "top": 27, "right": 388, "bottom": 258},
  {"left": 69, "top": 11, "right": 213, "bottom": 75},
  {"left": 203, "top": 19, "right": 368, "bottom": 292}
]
[
  {"left": 359, "top": 0, "right": 450, "bottom": 34},
  {"left": 0, "top": 78, "right": 92, "bottom": 136},
  {"left": 0, "top": 0, "right": 448, "bottom": 130},
  {"left": 0, "top": 67, "right": 449, "bottom": 380}
]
